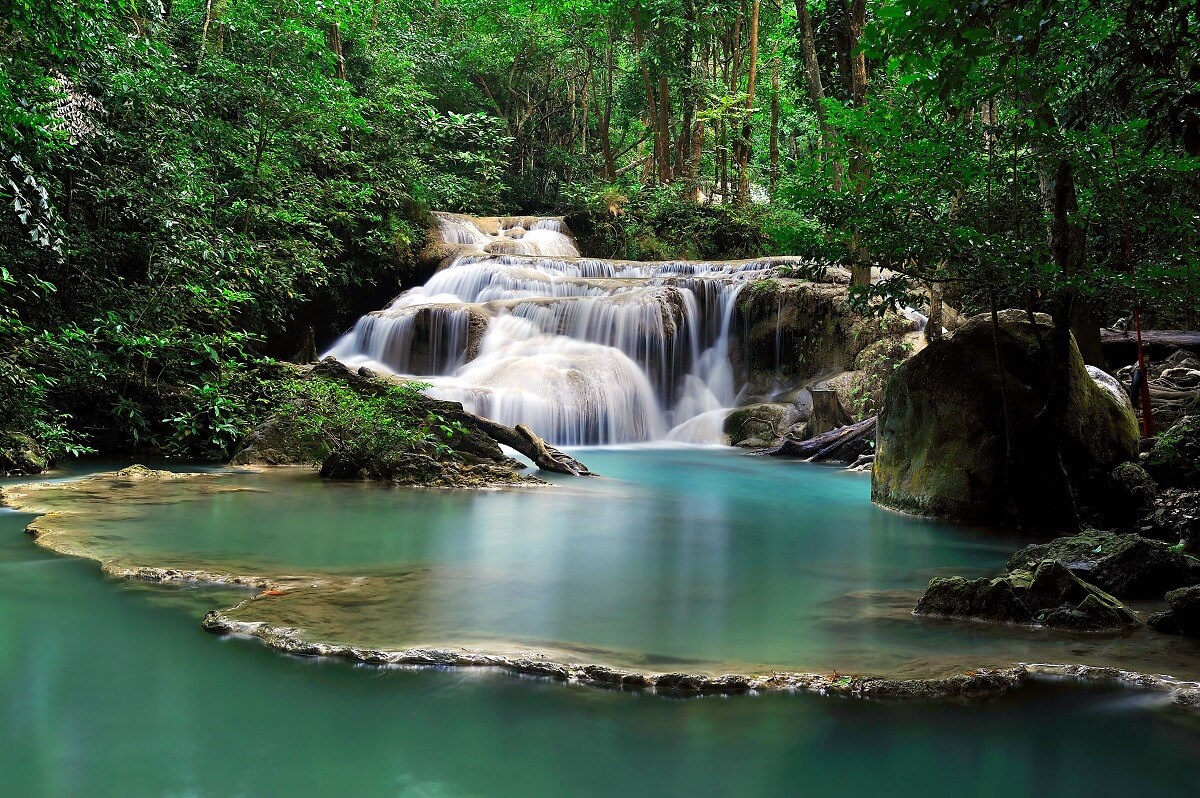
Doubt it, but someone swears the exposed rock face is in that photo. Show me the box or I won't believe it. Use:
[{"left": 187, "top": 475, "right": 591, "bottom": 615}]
[
  {"left": 1005, "top": 531, "right": 1200, "bottom": 599},
  {"left": 0, "top": 431, "right": 51, "bottom": 475},
  {"left": 915, "top": 559, "right": 1140, "bottom": 632},
  {"left": 1148, "top": 585, "right": 1200, "bottom": 637},
  {"left": 873, "top": 310, "right": 1140, "bottom": 527},
  {"left": 731, "top": 278, "right": 915, "bottom": 404}
]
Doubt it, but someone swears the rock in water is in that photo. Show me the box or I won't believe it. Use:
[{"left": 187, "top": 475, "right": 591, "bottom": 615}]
[
  {"left": 873, "top": 310, "right": 1139, "bottom": 527},
  {"left": 1006, "top": 531, "right": 1200, "bottom": 599},
  {"left": 1148, "top": 585, "right": 1200, "bottom": 638},
  {"left": 0, "top": 431, "right": 51, "bottom": 475},
  {"left": 915, "top": 559, "right": 1140, "bottom": 632},
  {"left": 724, "top": 403, "right": 801, "bottom": 447}
]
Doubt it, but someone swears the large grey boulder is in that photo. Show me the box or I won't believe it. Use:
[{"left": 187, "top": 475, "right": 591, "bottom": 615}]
[{"left": 873, "top": 310, "right": 1139, "bottom": 527}]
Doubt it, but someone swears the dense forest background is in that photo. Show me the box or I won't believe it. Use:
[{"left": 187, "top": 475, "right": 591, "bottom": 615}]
[{"left": 2, "top": 0, "right": 1198, "bottom": 461}]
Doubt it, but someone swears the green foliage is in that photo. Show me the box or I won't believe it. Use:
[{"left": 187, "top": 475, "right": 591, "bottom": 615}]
[
  {"left": 1147, "top": 415, "right": 1200, "bottom": 488},
  {"left": 1, "top": 0, "right": 1197, "bottom": 465},
  {"left": 566, "top": 183, "right": 771, "bottom": 259},
  {"left": 273, "top": 378, "right": 459, "bottom": 465}
]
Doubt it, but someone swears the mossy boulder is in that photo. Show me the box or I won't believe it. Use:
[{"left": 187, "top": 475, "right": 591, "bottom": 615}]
[
  {"left": 1147, "top": 585, "right": 1200, "bottom": 637},
  {"left": 1146, "top": 415, "right": 1200, "bottom": 489},
  {"left": 0, "top": 431, "right": 51, "bottom": 475},
  {"left": 1006, "top": 531, "right": 1200, "bottom": 598},
  {"left": 1103, "top": 462, "right": 1158, "bottom": 524},
  {"left": 230, "top": 358, "right": 538, "bottom": 488},
  {"left": 723, "top": 403, "right": 802, "bottom": 447},
  {"left": 873, "top": 310, "right": 1139, "bottom": 527},
  {"left": 915, "top": 559, "right": 1140, "bottom": 632},
  {"left": 914, "top": 575, "right": 1033, "bottom": 624}
]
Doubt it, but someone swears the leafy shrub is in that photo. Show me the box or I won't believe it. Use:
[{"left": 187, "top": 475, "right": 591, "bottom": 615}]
[{"left": 270, "top": 378, "right": 464, "bottom": 466}]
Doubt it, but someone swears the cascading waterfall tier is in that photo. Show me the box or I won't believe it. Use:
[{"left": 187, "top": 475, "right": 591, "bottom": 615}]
[{"left": 326, "top": 213, "right": 790, "bottom": 445}]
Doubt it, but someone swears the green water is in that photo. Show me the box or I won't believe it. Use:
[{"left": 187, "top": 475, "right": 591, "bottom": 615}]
[
  {"left": 21, "top": 448, "right": 1200, "bottom": 677},
  {"left": 4, "top": 452, "right": 1200, "bottom": 796},
  {"left": 3, "top": 503, "right": 1200, "bottom": 796}
]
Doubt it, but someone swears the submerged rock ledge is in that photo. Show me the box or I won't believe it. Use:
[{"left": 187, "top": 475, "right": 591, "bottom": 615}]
[
  {"left": 201, "top": 609, "right": 1024, "bottom": 701},
  {"left": 199, "top": 610, "right": 1200, "bottom": 710}
]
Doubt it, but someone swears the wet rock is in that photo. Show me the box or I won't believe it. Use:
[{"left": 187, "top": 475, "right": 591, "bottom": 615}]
[
  {"left": 1020, "top": 560, "right": 1140, "bottom": 631},
  {"left": 1148, "top": 585, "right": 1200, "bottom": 638},
  {"left": 731, "top": 281, "right": 913, "bottom": 400},
  {"left": 915, "top": 559, "right": 1140, "bottom": 632},
  {"left": 914, "top": 575, "right": 1033, "bottom": 624},
  {"left": 874, "top": 310, "right": 1140, "bottom": 527},
  {"left": 0, "top": 431, "right": 51, "bottom": 475},
  {"left": 1005, "top": 531, "right": 1200, "bottom": 598},
  {"left": 724, "top": 403, "right": 800, "bottom": 447},
  {"left": 111, "top": 465, "right": 185, "bottom": 480}
]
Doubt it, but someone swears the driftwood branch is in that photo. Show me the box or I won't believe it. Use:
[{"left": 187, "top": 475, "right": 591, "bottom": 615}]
[{"left": 468, "top": 414, "right": 594, "bottom": 476}]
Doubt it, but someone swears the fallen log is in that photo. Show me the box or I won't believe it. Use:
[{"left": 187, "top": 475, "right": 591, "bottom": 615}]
[
  {"left": 468, "top": 415, "right": 594, "bottom": 476},
  {"left": 1102, "top": 330, "right": 1200, "bottom": 364},
  {"left": 759, "top": 416, "right": 876, "bottom": 464}
]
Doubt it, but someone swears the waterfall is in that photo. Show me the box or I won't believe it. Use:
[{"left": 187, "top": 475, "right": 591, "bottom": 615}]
[{"left": 325, "top": 213, "right": 779, "bottom": 445}]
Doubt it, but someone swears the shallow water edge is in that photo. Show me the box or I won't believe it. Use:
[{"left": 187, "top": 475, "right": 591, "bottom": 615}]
[{"left": 5, "top": 464, "right": 1200, "bottom": 709}]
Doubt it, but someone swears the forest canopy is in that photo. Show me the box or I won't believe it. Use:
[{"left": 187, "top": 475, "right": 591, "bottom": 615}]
[{"left": 2, "top": 0, "right": 1198, "bottom": 461}]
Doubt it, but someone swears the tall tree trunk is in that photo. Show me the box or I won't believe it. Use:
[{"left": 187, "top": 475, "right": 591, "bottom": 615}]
[
  {"left": 599, "top": 29, "right": 617, "bottom": 180},
  {"left": 328, "top": 22, "right": 346, "bottom": 80},
  {"left": 735, "top": 0, "right": 761, "bottom": 204},
  {"left": 795, "top": 0, "right": 843, "bottom": 190},
  {"left": 1033, "top": 157, "right": 1085, "bottom": 531},
  {"left": 632, "top": 4, "right": 665, "bottom": 182},
  {"left": 769, "top": 57, "right": 780, "bottom": 189},
  {"left": 836, "top": 0, "right": 871, "bottom": 286}
]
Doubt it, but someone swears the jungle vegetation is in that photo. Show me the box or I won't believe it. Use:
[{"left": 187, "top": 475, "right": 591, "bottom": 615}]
[{"left": 2, "top": 0, "right": 1198, "bottom": 461}]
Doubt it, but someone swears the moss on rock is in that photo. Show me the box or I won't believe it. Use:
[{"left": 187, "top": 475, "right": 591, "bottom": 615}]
[{"left": 872, "top": 310, "right": 1139, "bottom": 527}]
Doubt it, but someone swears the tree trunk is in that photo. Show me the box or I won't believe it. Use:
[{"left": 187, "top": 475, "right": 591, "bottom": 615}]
[
  {"left": 1031, "top": 158, "right": 1085, "bottom": 531},
  {"left": 794, "top": 0, "right": 843, "bottom": 190},
  {"left": 769, "top": 57, "right": 780, "bottom": 189},
  {"left": 836, "top": 0, "right": 871, "bottom": 286},
  {"left": 736, "top": 0, "right": 761, "bottom": 204},
  {"left": 632, "top": 5, "right": 664, "bottom": 182}
]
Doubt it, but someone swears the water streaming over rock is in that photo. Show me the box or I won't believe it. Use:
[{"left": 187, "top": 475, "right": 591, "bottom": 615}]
[{"left": 326, "top": 214, "right": 783, "bottom": 445}]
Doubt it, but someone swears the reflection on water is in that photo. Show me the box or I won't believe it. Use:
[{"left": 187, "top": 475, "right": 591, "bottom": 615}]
[
  {"left": 10, "top": 448, "right": 1200, "bottom": 679},
  {"left": 1, "top": 499, "right": 1199, "bottom": 796}
]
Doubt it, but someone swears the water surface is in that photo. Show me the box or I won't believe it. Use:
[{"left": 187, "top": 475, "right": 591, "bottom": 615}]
[
  {"left": 11, "top": 449, "right": 1200, "bottom": 678},
  {"left": 2, "top": 499, "right": 1199, "bottom": 796}
]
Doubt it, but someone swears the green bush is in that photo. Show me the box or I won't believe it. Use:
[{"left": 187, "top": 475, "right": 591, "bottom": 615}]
[{"left": 271, "top": 379, "right": 465, "bottom": 466}]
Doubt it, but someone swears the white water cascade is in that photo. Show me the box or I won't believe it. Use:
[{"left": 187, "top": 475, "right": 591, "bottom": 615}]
[{"left": 325, "top": 213, "right": 781, "bottom": 445}]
